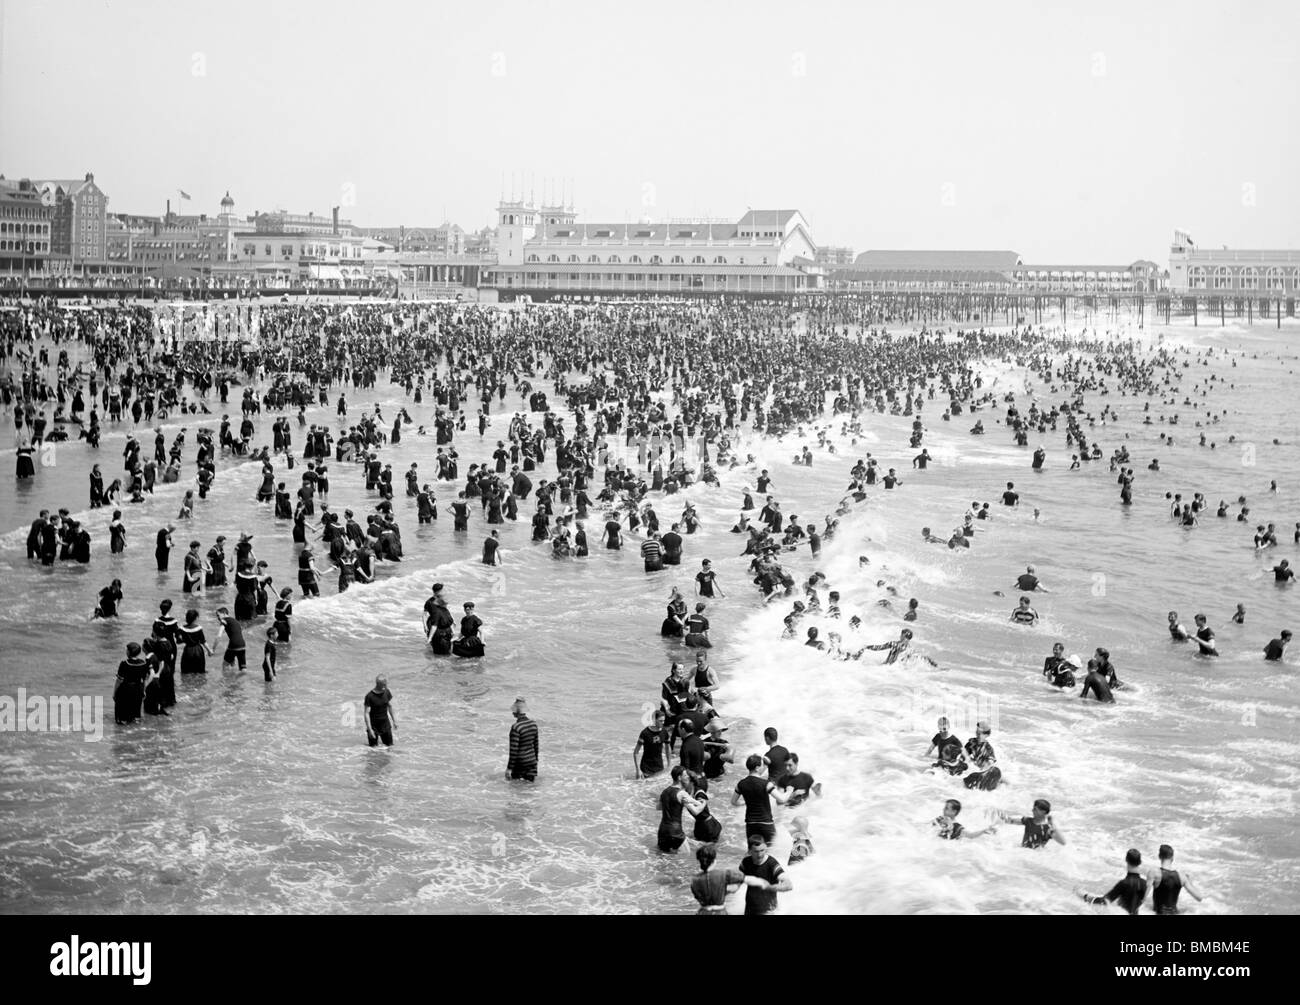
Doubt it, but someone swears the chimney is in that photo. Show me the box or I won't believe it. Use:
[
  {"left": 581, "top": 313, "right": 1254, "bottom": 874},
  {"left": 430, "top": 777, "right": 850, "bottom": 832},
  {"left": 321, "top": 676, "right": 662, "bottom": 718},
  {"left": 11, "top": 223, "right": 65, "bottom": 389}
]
[{"left": 332, "top": 206, "right": 339, "bottom": 235}]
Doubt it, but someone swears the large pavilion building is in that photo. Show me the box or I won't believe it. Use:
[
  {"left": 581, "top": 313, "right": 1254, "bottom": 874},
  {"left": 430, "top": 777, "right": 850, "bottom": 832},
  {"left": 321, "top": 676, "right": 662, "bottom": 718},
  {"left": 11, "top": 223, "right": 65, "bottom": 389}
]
[
  {"left": 483, "top": 201, "right": 822, "bottom": 298},
  {"left": 833, "top": 250, "right": 1164, "bottom": 294},
  {"left": 1168, "top": 230, "right": 1300, "bottom": 294}
]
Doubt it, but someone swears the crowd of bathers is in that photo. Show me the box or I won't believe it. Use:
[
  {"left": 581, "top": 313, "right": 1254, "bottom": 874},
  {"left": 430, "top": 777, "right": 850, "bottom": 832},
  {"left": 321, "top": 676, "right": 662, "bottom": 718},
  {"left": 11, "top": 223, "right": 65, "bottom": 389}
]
[{"left": 5, "top": 293, "right": 1288, "bottom": 912}]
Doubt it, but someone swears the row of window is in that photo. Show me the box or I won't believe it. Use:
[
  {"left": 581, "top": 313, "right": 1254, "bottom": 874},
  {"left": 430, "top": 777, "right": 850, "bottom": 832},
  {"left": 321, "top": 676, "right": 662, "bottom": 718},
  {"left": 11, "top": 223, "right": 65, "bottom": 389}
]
[
  {"left": 524, "top": 253, "right": 768, "bottom": 266},
  {"left": 499, "top": 273, "right": 801, "bottom": 288},
  {"left": 518, "top": 272, "right": 784, "bottom": 283},
  {"left": 0, "top": 222, "right": 50, "bottom": 233},
  {"left": 1186, "top": 266, "right": 1299, "bottom": 290},
  {"left": 0, "top": 240, "right": 49, "bottom": 252},
  {"left": 240, "top": 244, "right": 360, "bottom": 258}
]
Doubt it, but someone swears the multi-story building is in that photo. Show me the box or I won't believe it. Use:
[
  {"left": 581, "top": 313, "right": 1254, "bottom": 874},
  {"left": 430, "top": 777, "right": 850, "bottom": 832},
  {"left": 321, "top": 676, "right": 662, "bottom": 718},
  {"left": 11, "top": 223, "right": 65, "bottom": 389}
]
[
  {"left": 484, "top": 202, "right": 820, "bottom": 297},
  {"left": 359, "top": 221, "right": 474, "bottom": 254},
  {"left": 1168, "top": 230, "right": 1300, "bottom": 294},
  {"left": 34, "top": 172, "right": 108, "bottom": 264},
  {"left": 233, "top": 227, "right": 367, "bottom": 285},
  {"left": 0, "top": 177, "right": 53, "bottom": 278}
]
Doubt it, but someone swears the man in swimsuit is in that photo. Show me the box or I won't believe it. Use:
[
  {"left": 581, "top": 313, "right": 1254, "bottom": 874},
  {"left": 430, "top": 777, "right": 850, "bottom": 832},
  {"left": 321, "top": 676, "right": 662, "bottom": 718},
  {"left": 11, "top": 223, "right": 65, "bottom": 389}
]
[
  {"left": 695, "top": 559, "right": 724, "bottom": 598},
  {"left": 215, "top": 607, "right": 247, "bottom": 671},
  {"left": 738, "top": 834, "right": 792, "bottom": 916},
  {"left": 1009, "top": 596, "right": 1039, "bottom": 625},
  {"left": 997, "top": 798, "right": 1066, "bottom": 848},
  {"left": 506, "top": 697, "right": 539, "bottom": 781},
  {"left": 962, "top": 721, "right": 1001, "bottom": 790},
  {"left": 732, "top": 753, "right": 790, "bottom": 844},
  {"left": 633, "top": 709, "right": 673, "bottom": 779},
  {"left": 364, "top": 675, "right": 397, "bottom": 747},
  {"left": 1043, "top": 642, "right": 1077, "bottom": 687},
  {"left": 657, "top": 765, "right": 703, "bottom": 852},
  {"left": 776, "top": 752, "right": 822, "bottom": 806},
  {"left": 1149, "top": 844, "right": 1205, "bottom": 915},
  {"left": 1015, "top": 565, "right": 1049, "bottom": 592},
  {"left": 1080, "top": 659, "right": 1116, "bottom": 703},
  {"left": 1264, "top": 629, "right": 1292, "bottom": 661},
  {"left": 1077, "top": 848, "right": 1148, "bottom": 915}
]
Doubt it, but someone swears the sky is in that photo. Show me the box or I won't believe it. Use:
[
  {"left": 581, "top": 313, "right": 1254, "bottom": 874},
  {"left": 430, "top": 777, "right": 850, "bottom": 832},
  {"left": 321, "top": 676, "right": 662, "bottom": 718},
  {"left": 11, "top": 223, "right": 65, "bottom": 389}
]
[{"left": 2, "top": 0, "right": 1297, "bottom": 262}]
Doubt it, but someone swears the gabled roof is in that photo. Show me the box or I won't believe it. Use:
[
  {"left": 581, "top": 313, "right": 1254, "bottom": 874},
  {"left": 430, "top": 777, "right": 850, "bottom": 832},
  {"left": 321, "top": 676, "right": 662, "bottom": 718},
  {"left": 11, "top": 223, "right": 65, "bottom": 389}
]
[
  {"left": 832, "top": 268, "right": 1014, "bottom": 284},
  {"left": 852, "top": 250, "right": 1022, "bottom": 271},
  {"left": 736, "top": 209, "right": 800, "bottom": 229},
  {"left": 34, "top": 178, "right": 96, "bottom": 197}
]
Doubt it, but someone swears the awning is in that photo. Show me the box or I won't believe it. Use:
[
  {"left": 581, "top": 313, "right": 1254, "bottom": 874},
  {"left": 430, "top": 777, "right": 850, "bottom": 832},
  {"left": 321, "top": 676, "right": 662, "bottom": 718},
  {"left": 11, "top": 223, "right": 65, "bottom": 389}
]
[{"left": 310, "top": 265, "right": 344, "bottom": 281}]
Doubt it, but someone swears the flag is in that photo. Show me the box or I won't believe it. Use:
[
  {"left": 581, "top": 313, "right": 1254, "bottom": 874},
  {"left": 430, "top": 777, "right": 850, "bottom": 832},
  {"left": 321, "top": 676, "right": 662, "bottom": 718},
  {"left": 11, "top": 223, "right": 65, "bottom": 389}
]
[{"left": 178, "top": 190, "right": 191, "bottom": 201}]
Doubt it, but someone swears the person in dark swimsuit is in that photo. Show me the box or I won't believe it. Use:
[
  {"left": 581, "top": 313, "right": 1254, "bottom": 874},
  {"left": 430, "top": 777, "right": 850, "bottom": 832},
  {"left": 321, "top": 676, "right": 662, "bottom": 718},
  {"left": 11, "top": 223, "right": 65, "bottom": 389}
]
[
  {"left": 997, "top": 798, "right": 1066, "bottom": 848},
  {"left": 661, "top": 588, "right": 687, "bottom": 637},
  {"left": 1150, "top": 844, "right": 1205, "bottom": 914},
  {"left": 113, "top": 642, "right": 152, "bottom": 724},
  {"left": 683, "top": 603, "right": 711, "bottom": 648},
  {"left": 689, "top": 842, "right": 747, "bottom": 915},
  {"left": 426, "top": 595, "right": 455, "bottom": 655},
  {"left": 150, "top": 602, "right": 179, "bottom": 708},
  {"left": 274, "top": 588, "right": 294, "bottom": 641},
  {"left": 1042, "top": 642, "right": 1077, "bottom": 687},
  {"left": 234, "top": 564, "right": 259, "bottom": 621},
  {"left": 182, "top": 541, "right": 205, "bottom": 594},
  {"left": 1080, "top": 659, "right": 1115, "bottom": 703},
  {"left": 298, "top": 548, "right": 321, "bottom": 598},
  {"left": 451, "top": 602, "right": 484, "bottom": 658},
  {"left": 656, "top": 765, "right": 702, "bottom": 852},
  {"left": 109, "top": 511, "right": 127, "bottom": 554},
  {"left": 178, "top": 608, "right": 214, "bottom": 673},
  {"left": 1078, "top": 848, "right": 1148, "bottom": 915},
  {"left": 92, "top": 579, "right": 124, "bottom": 619},
  {"left": 364, "top": 675, "right": 397, "bottom": 746},
  {"left": 633, "top": 710, "right": 672, "bottom": 778}
]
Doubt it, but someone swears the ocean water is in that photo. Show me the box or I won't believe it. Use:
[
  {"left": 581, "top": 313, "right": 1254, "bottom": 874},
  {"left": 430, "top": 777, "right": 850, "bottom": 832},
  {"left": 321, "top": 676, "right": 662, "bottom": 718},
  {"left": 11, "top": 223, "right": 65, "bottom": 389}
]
[{"left": 1, "top": 311, "right": 1297, "bottom": 914}]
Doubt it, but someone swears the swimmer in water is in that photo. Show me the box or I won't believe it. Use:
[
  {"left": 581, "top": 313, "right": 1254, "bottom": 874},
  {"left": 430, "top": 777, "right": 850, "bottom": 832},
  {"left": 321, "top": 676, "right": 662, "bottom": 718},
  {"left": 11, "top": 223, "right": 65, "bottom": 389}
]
[
  {"left": 1042, "top": 642, "right": 1077, "bottom": 688},
  {"left": 1009, "top": 595, "right": 1039, "bottom": 625},
  {"left": 1168, "top": 611, "right": 1189, "bottom": 640},
  {"left": 863, "top": 628, "right": 937, "bottom": 667},
  {"left": 1076, "top": 848, "right": 1148, "bottom": 915},
  {"left": 996, "top": 798, "right": 1066, "bottom": 849},
  {"left": 1263, "top": 630, "right": 1292, "bottom": 661},
  {"left": 1148, "top": 844, "right": 1205, "bottom": 915},
  {"left": 1079, "top": 659, "right": 1115, "bottom": 703},
  {"left": 1015, "top": 565, "right": 1049, "bottom": 593},
  {"left": 933, "top": 798, "right": 996, "bottom": 840},
  {"left": 1192, "top": 613, "right": 1218, "bottom": 656}
]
